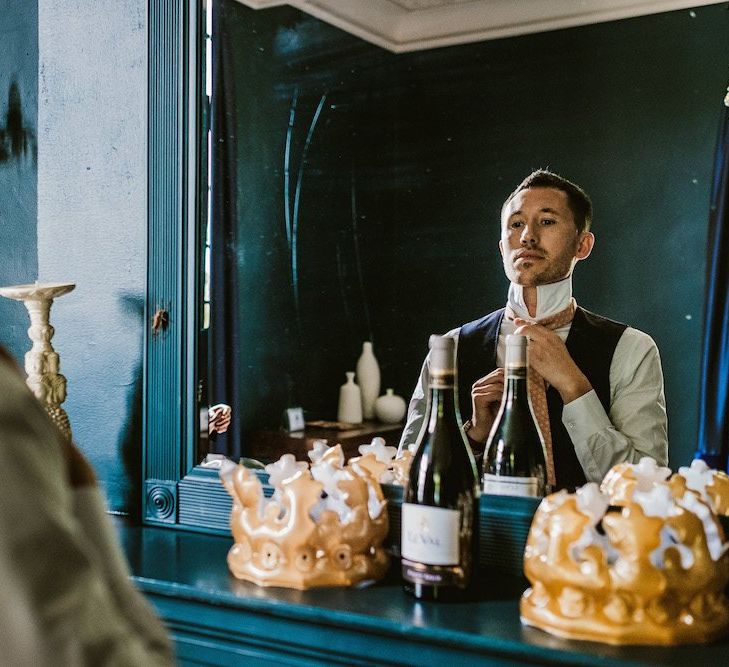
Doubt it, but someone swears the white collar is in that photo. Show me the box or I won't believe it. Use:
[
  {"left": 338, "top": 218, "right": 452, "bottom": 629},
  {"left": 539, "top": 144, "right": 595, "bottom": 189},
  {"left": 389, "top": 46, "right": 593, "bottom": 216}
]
[{"left": 507, "top": 275, "right": 573, "bottom": 321}]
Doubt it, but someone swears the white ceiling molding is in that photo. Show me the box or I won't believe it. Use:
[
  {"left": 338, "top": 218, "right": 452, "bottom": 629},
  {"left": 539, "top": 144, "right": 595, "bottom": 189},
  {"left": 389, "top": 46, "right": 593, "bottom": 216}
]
[{"left": 238, "top": 0, "right": 724, "bottom": 52}]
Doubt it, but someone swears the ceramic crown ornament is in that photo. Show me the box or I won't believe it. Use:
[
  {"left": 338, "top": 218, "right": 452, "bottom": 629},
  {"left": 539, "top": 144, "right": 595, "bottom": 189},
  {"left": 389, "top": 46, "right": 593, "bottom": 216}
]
[
  {"left": 220, "top": 446, "right": 389, "bottom": 590},
  {"left": 520, "top": 457, "right": 729, "bottom": 645}
]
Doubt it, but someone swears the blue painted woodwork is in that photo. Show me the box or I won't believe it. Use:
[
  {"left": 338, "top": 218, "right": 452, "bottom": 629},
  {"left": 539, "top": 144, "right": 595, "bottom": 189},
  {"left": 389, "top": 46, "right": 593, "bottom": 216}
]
[
  {"left": 145, "top": 0, "right": 205, "bottom": 524},
  {"left": 121, "top": 522, "right": 729, "bottom": 666},
  {"left": 0, "top": 0, "right": 38, "bottom": 361}
]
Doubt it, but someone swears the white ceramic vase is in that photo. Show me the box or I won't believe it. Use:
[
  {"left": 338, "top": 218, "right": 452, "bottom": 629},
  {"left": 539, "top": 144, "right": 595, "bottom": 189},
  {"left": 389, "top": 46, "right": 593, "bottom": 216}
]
[
  {"left": 356, "top": 341, "right": 380, "bottom": 420},
  {"left": 374, "top": 389, "right": 407, "bottom": 424},
  {"left": 337, "top": 372, "right": 363, "bottom": 424}
]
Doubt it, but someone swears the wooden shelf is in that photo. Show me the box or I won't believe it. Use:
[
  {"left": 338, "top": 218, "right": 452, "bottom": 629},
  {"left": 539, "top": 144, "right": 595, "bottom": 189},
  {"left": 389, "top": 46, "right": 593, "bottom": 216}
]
[{"left": 247, "top": 421, "right": 403, "bottom": 462}]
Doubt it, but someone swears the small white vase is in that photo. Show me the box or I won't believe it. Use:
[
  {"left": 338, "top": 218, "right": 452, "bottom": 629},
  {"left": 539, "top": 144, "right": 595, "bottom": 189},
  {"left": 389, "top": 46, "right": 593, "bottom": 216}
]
[
  {"left": 337, "top": 372, "right": 363, "bottom": 424},
  {"left": 356, "top": 341, "right": 380, "bottom": 420},
  {"left": 374, "top": 389, "right": 407, "bottom": 424}
]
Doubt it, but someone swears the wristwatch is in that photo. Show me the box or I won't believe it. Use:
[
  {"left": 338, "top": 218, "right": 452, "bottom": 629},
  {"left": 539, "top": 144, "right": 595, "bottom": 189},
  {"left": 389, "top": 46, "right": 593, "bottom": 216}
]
[{"left": 463, "top": 418, "right": 489, "bottom": 446}]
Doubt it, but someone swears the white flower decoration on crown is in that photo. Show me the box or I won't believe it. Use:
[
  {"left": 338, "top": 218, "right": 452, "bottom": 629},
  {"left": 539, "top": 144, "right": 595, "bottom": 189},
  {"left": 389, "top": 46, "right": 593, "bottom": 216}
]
[
  {"left": 358, "top": 437, "right": 397, "bottom": 463},
  {"left": 264, "top": 454, "right": 308, "bottom": 487},
  {"left": 678, "top": 459, "right": 714, "bottom": 496},
  {"left": 307, "top": 439, "right": 331, "bottom": 464},
  {"left": 632, "top": 456, "right": 672, "bottom": 491},
  {"left": 310, "top": 456, "right": 348, "bottom": 491},
  {"left": 575, "top": 483, "right": 609, "bottom": 524},
  {"left": 633, "top": 484, "right": 677, "bottom": 518}
]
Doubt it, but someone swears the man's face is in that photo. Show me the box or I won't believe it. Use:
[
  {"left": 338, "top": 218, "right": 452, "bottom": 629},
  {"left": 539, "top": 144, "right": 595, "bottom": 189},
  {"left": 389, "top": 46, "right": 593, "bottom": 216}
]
[{"left": 499, "top": 187, "right": 593, "bottom": 286}]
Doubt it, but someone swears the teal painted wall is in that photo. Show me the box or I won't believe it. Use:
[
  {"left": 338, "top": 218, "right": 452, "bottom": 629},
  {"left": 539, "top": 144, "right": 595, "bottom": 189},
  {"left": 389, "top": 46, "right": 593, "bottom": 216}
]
[
  {"left": 0, "top": 0, "right": 38, "bottom": 361},
  {"left": 214, "top": 2, "right": 729, "bottom": 469},
  {"left": 37, "top": 0, "right": 147, "bottom": 515}
]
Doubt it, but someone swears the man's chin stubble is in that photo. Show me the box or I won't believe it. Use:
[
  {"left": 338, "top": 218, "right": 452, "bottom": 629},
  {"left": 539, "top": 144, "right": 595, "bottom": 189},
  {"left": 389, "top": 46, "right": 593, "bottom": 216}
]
[{"left": 506, "top": 268, "right": 565, "bottom": 287}]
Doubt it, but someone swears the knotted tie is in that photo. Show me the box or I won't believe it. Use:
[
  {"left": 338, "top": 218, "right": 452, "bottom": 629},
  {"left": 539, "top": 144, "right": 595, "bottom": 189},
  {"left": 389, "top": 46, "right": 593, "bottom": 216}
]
[{"left": 504, "top": 299, "right": 577, "bottom": 488}]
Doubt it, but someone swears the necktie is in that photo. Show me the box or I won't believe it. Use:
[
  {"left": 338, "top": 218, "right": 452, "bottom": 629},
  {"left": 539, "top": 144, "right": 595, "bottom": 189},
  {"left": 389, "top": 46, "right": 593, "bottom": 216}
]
[{"left": 504, "top": 299, "right": 576, "bottom": 489}]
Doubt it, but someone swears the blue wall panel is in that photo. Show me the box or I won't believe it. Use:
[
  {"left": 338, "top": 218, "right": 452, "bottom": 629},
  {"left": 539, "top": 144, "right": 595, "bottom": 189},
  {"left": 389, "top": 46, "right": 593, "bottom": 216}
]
[
  {"left": 37, "top": 0, "right": 148, "bottom": 515},
  {"left": 0, "top": 0, "right": 38, "bottom": 361}
]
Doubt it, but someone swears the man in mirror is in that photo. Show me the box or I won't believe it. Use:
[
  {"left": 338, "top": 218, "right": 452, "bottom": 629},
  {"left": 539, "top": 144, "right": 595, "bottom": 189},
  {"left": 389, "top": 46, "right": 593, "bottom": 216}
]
[{"left": 398, "top": 170, "right": 668, "bottom": 490}]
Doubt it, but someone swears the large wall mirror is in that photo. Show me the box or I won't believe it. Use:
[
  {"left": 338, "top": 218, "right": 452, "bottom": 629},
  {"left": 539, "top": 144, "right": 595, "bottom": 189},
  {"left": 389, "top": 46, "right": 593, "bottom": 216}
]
[{"left": 197, "top": 0, "right": 729, "bottom": 472}]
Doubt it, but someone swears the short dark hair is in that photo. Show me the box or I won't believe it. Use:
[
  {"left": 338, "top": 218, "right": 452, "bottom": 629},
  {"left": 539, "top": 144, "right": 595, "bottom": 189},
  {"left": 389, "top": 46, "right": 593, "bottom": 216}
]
[{"left": 502, "top": 170, "right": 593, "bottom": 233}]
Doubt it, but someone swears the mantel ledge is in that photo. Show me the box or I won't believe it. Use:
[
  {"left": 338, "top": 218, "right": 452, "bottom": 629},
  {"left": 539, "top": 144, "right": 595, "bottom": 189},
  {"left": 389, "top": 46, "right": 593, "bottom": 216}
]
[{"left": 122, "top": 524, "right": 729, "bottom": 666}]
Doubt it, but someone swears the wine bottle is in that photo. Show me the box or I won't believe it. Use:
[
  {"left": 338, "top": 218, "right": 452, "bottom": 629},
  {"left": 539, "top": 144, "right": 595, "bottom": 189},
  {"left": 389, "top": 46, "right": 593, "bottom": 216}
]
[
  {"left": 401, "top": 335, "right": 480, "bottom": 601},
  {"left": 482, "top": 334, "right": 548, "bottom": 497}
]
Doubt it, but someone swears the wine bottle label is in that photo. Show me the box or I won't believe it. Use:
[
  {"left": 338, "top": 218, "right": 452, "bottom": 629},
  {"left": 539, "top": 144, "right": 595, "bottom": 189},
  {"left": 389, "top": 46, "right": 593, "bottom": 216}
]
[
  {"left": 482, "top": 473, "right": 540, "bottom": 498},
  {"left": 401, "top": 561, "right": 466, "bottom": 588},
  {"left": 401, "top": 503, "right": 460, "bottom": 565}
]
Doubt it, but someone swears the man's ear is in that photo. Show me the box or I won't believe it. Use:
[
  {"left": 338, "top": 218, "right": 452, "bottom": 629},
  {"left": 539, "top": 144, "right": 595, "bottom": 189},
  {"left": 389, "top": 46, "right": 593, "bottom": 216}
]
[
  {"left": 499, "top": 239, "right": 504, "bottom": 258},
  {"left": 575, "top": 232, "right": 594, "bottom": 260}
]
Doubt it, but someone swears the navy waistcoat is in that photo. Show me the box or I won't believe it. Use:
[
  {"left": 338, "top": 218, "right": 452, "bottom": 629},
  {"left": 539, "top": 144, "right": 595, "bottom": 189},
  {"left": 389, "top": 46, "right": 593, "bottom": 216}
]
[{"left": 457, "top": 306, "right": 627, "bottom": 490}]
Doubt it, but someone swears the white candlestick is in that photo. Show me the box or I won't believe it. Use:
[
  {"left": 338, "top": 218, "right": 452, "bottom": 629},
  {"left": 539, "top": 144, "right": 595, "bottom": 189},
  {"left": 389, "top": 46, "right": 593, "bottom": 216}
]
[{"left": 0, "top": 282, "right": 76, "bottom": 440}]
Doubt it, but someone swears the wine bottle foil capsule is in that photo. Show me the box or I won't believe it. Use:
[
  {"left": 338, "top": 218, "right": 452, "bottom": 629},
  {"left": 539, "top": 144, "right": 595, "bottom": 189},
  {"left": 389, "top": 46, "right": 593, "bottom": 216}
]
[
  {"left": 505, "top": 334, "right": 527, "bottom": 369},
  {"left": 428, "top": 335, "right": 455, "bottom": 375}
]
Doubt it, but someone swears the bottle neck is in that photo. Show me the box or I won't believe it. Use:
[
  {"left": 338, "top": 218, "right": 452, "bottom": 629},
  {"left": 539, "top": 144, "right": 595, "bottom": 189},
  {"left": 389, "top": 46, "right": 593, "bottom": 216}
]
[
  {"left": 427, "top": 372, "right": 457, "bottom": 423},
  {"left": 429, "top": 383, "right": 456, "bottom": 403},
  {"left": 504, "top": 366, "right": 530, "bottom": 403},
  {"left": 429, "top": 369, "right": 454, "bottom": 390}
]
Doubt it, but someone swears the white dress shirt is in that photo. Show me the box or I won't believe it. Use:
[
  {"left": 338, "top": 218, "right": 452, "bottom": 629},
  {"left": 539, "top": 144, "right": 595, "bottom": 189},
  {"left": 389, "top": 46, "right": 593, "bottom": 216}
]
[{"left": 398, "top": 276, "right": 669, "bottom": 484}]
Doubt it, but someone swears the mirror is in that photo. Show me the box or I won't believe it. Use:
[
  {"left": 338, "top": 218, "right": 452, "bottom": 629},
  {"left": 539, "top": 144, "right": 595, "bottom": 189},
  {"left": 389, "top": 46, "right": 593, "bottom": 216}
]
[{"left": 200, "top": 0, "right": 729, "bottom": 468}]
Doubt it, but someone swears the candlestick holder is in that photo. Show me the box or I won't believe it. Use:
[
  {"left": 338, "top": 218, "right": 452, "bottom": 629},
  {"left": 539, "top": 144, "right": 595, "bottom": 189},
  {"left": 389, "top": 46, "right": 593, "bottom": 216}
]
[{"left": 0, "top": 282, "right": 76, "bottom": 440}]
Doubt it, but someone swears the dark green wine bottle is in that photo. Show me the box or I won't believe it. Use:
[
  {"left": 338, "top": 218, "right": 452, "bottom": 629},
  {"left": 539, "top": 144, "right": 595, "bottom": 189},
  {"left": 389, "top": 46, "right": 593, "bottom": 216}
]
[
  {"left": 482, "top": 334, "right": 548, "bottom": 497},
  {"left": 401, "top": 335, "right": 480, "bottom": 601}
]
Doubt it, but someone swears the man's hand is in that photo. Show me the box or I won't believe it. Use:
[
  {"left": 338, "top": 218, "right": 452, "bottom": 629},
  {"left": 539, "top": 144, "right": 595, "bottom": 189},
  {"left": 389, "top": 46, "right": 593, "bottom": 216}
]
[
  {"left": 209, "top": 404, "right": 232, "bottom": 435},
  {"left": 513, "top": 319, "right": 592, "bottom": 403},
  {"left": 468, "top": 368, "right": 505, "bottom": 443}
]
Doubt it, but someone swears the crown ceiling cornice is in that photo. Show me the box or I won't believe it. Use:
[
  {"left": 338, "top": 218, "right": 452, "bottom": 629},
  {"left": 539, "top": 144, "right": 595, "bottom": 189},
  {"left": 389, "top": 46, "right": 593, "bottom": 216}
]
[{"left": 238, "top": 0, "right": 722, "bottom": 52}]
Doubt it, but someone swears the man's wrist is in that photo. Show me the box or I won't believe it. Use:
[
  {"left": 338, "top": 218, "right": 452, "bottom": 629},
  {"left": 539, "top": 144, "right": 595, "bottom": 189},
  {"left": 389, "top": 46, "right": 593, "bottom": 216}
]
[
  {"left": 558, "top": 373, "right": 593, "bottom": 405},
  {"left": 463, "top": 419, "right": 489, "bottom": 444}
]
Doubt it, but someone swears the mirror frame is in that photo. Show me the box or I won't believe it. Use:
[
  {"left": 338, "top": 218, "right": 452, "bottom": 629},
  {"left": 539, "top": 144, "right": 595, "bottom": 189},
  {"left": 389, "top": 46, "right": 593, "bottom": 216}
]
[
  {"left": 145, "top": 0, "right": 256, "bottom": 533},
  {"left": 144, "top": 0, "right": 213, "bottom": 530}
]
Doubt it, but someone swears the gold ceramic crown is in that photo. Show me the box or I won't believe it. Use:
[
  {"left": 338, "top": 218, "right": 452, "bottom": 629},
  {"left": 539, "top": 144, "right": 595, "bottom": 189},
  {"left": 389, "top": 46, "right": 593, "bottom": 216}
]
[
  {"left": 521, "top": 457, "right": 729, "bottom": 645},
  {"left": 220, "top": 445, "right": 389, "bottom": 589}
]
